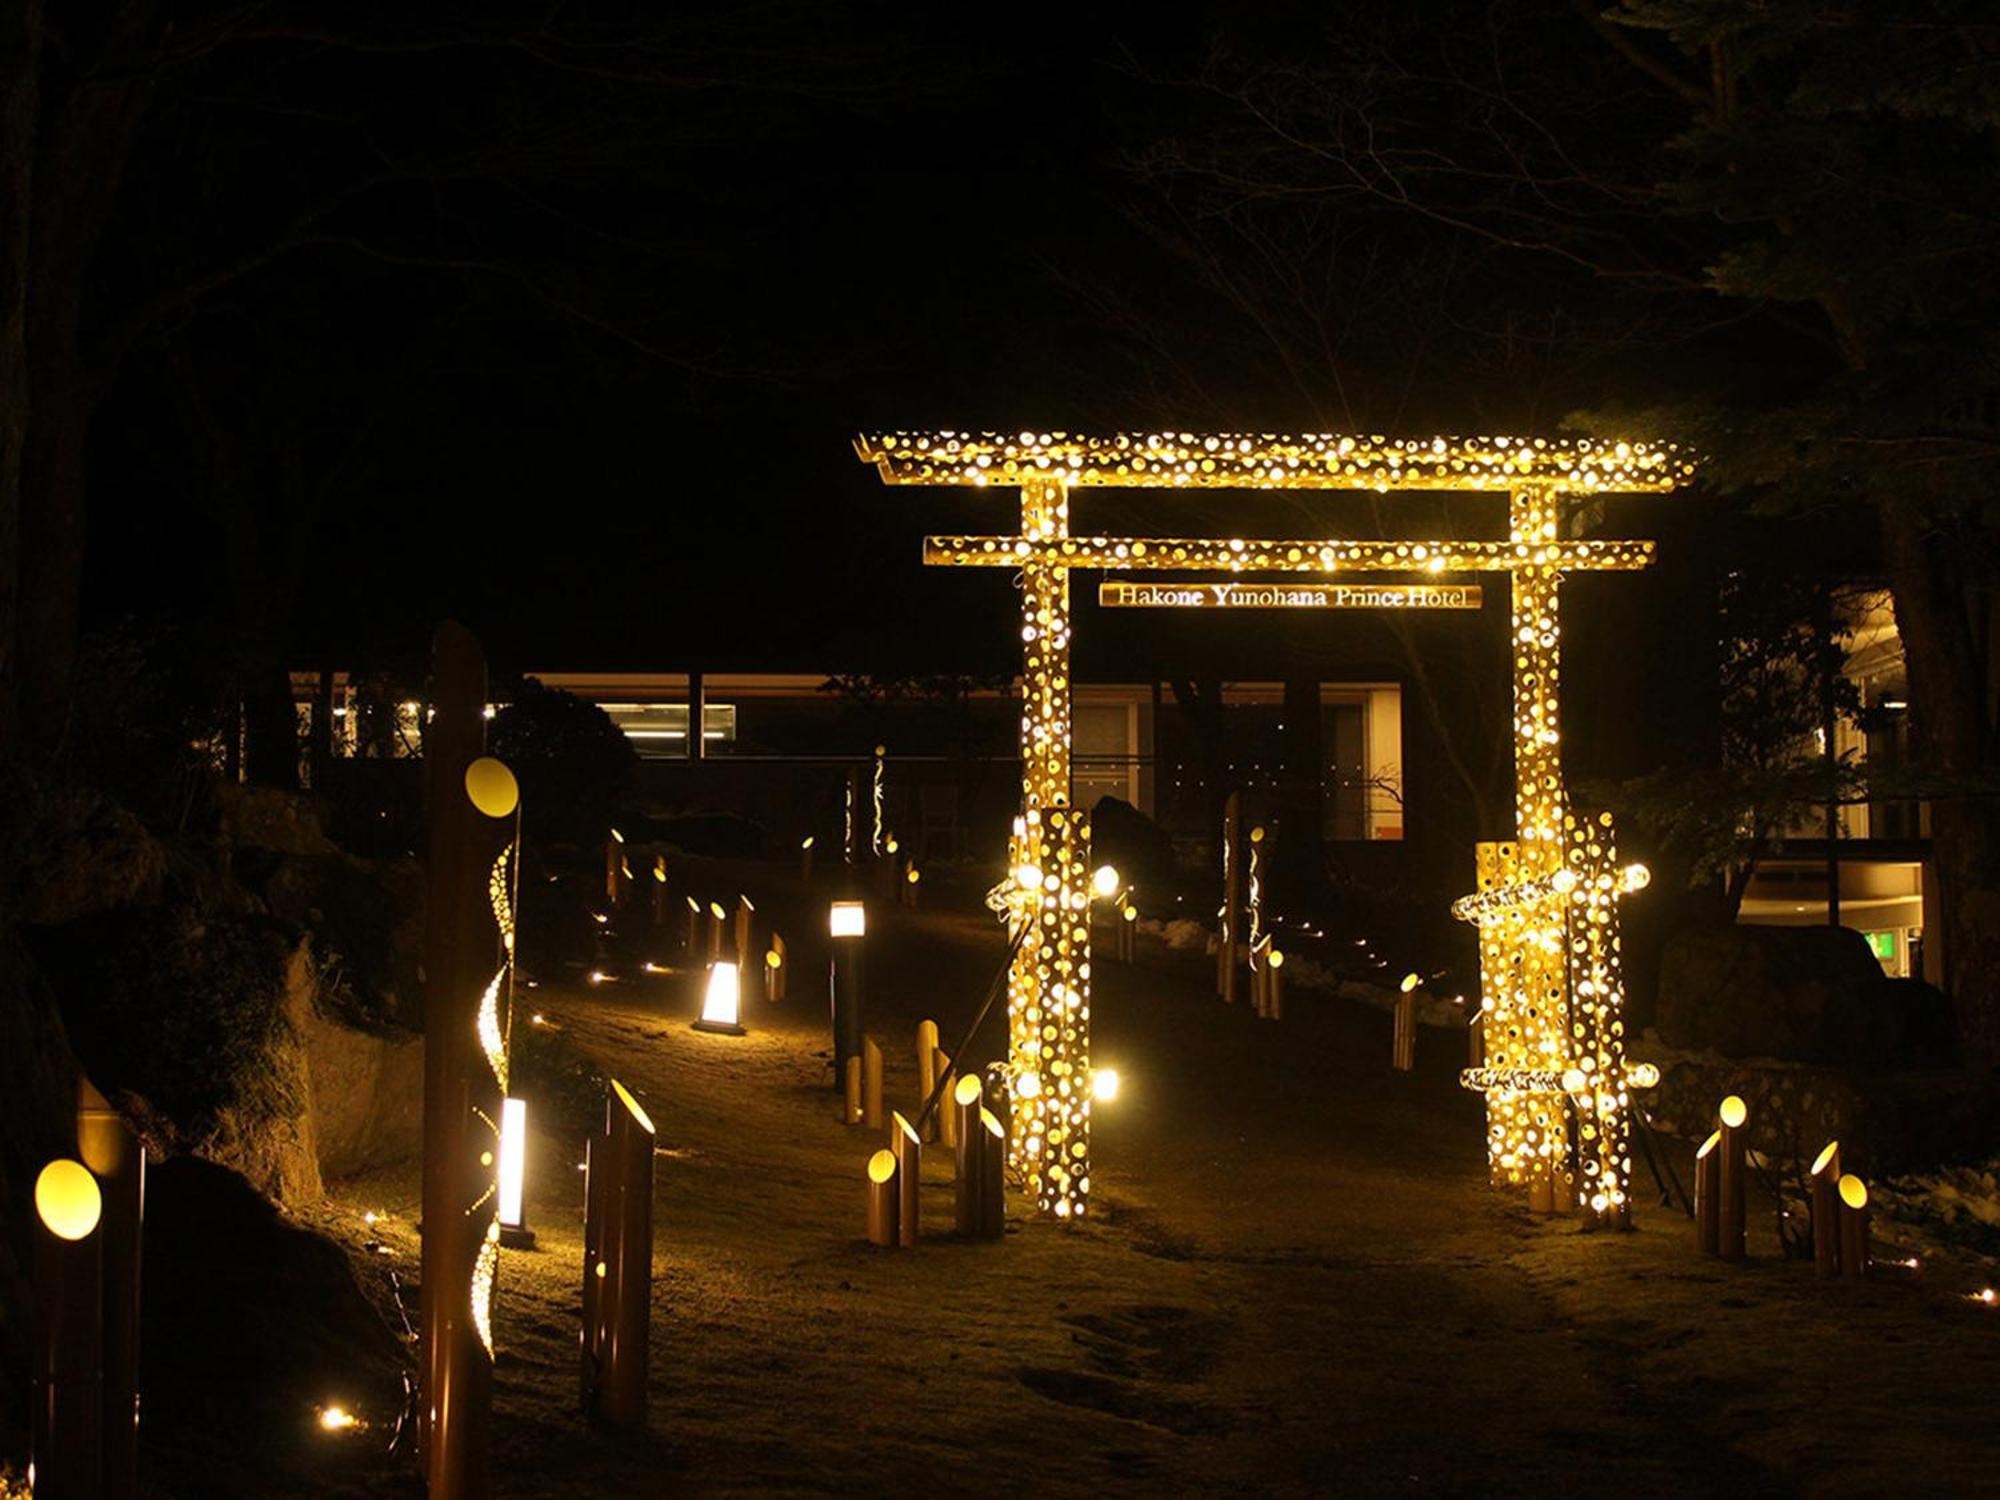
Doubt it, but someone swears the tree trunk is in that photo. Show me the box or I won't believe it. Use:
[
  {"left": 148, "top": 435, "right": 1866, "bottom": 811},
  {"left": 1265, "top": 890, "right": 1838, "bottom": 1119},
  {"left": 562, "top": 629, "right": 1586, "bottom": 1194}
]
[{"left": 1882, "top": 503, "right": 2000, "bottom": 1064}]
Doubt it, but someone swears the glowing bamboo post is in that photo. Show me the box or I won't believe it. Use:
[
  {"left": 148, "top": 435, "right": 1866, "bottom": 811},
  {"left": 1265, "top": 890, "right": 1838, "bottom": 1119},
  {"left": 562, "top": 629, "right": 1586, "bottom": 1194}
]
[
  {"left": 862, "top": 1036, "right": 884, "bottom": 1130},
  {"left": 1218, "top": 790, "right": 1242, "bottom": 1004},
  {"left": 1265, "top": 947, "right": 1285, "bottom": 1022},
  {"left": 1811, "top": 1141, "right": 1842, "bottom": 1278},
  {"left": 1468, "top": 1007, "right": 1487, "bottom": 1069},
  {"left": 866, "top": 1150, "right": 899, "bottom": 1248},
  {"left": 33, "top": 1158, "right": 103, "bottom": 1500},
  {"left": 916, "top": 1020, "right": 940, "bottom": 1142},
  {"left": 764, "top": 936, "right": 787, "bottom": 1003},
  {"left": 605, "top": 828, "right": 625, "bottom": 906},
  {"left": 800, "top": 834, "right": 816, "bottom": 887},
  {"left": 580, "top": 1130, "right": 606, "bottom": 1403},
  {"left": 650, "top": 857, "right": 668, "bottom": 927},
  {"left": 876, "top": 835, "right": 900, "bottom": 900},
  {"left": 496, "top": 1096, "right": 534, "bottom": 1249},
  {"left": 903, "top": 862, "right": 921, "bottom": 910},
  {"left": 829, "top": 901, "right": 866, "bottom": 1094},
  {"left": 977, "top": 1108, "right": 1006, "bottom": 1240},
  {"left": 684, "top": 895, "right": 699, "bottom": 955},
  {"left": 952, "top": 1074, "right": 985, "bottom": 1236},
  {"left": 419, "top": 622, "right": 503, "bottom": 1498},
  {"left": 1693, "top": 1130, "right": 1721, "bottom": 1255},
  {"left": 1117, "top": 901, "right": 1136, "bottom": 962},
  {"left": 734, "top": 895, "right": 754, "bottom": 981},
  {"left": 1393, "top": 974, "right": 1419, "bottom": 1072},
  {"left": 935, "top": 1049, "right": 957, "bottom": 1150},
  {"left": 591, "top": 1081, "right": 655, "bottom": 1429},
  {"left": 891, "top": 1112, "right": 922, "bottom": 1248},
  {"left": 78, "top": 1078, "right": 142, "bottom": 1500},
  {"left": 843, "top": 1056, "right": 863, "bottom": 1125},
  {"left": 1526, "top": 1158, "right": 1556, "bottom": 1215},
  {"left": 1837, "top": 1174, "right": 1870, "bottom": 1280},
  {"left": 706, "top": 901, "right": 726, "bottom": 965},
  {"left": 1718, "top": 1096, "right": 1749, "bottom": 1262}
]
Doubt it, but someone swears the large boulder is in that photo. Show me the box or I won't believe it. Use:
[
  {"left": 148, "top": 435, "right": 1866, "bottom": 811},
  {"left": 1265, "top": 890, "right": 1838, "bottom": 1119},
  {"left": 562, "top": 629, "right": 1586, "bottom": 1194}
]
[
  {"left": 303, "top": 1007, "right": 424, "bottom": 1180},
  {"left": 1656, "top": 924, "right": 1940, "bottom": 1070}
]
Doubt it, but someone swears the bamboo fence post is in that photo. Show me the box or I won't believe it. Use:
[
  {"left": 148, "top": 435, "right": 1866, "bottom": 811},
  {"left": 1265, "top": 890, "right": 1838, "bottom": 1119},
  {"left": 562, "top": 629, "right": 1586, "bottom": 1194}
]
[
  {"left": 707, "top": 902, "right": 726, "bottom": 965},
  {"left": 580, "top": 1131, "right": 607, "bottom": 1403},
  {"left": 916, "top": 1020, "right": 940, "bottom": 1141},
  {"left": 1393, "top": 989, "right": 1417, "bottom": 1072},
  {"left": 764, "top": 935, "right": 787, "bottom": 1003},
  {"left": 1811, "top": 1141, "right": 1842, "bottom": 1278},
  {"left": 1265, "top": 948, "right": 1284, "bottom": 1021},
  {"left": 800, "top": 835, "right": 815, "bottom": 886},
  {"left": 684, "top": 896, "right": 699, "bottom": 956}
]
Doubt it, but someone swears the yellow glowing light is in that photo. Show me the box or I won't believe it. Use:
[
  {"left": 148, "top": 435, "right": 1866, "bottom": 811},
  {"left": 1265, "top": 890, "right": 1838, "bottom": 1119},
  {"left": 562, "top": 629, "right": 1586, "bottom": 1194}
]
[
  {"left": 497, "top": 1097, "right": 528, "bottom": 1230},
  {"left": 1016, "top": 1070, "right": 1042, "bottom": 1099},
  {"left": 318, "top": 1405, "right": 359, "bottom": 1433},
  {"left": 1812, "top": 1140, "right": 1841, "bottom": 1176},
  {"left": 1838, "top": 1174, "right": 1868, "bottom": 1211},
  {"left": 954, "top": 1073, "right": 984, "bottom": 1107},
  {"left": 610, "top": 1079, "right": 655, "bottom": 1136},
  {"left": 699, "top": 961, "right": 743, "bottom": 1030},
  {"left": 906, "top": 866, "right": 921, "bottom": 884},
  {"left": 1092, "top": 1068, "right": 1121, "bottom": 1103},
  {"left": 463, "top": 757, "right": 519, "bottom": 819},
  {"left": 829, "top": 900, "right": 866, "bottom": 938},
  {"left": 1620, "top": 862, "right": 1651, "bottom": 892},
  {"left": 1267, "top": 948, "right": 1284, "bottom": 968},
  {"left": 1719, "top": 1095, "right": 1749, "bottom": 1130},
  {"left": 765, "top": 948, "right": 783, "bottom": 969},
  {"left": 802, "top": 835, "right": 815, "bottom": 849},
  {"left": 35, "top": 1159, "right": 102, "bottom": 1241},
  {"left": 1399, "top": 972, "right": 1421, "bottom": 994},
  {"left": 652, "top": 861, "right": 666, "bottom": 884},
  {"left": 1092, "top": 864, "right": 1120, "bottom": 898},
  {"left": 610, "top": 827, "right": 624, "bottom": 843},
  {"left": 1975, "top": 1288, "right": 1996, "bottom": 1305},
  {"left": 1014, "top": 862, "right": 1044, "bottom": 891},
  {"left": 868, "top": 1148, "right": 897, "bottom": 1184},
  {"left": 708, "top": 901, "right": 726, "bottom": 921}
]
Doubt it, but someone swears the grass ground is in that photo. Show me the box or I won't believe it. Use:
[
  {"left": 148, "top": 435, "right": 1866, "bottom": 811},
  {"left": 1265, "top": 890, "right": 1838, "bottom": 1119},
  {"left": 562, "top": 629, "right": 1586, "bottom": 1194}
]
[{"left": 318, "top": 872, "right": 2000, "bottom": 1498}]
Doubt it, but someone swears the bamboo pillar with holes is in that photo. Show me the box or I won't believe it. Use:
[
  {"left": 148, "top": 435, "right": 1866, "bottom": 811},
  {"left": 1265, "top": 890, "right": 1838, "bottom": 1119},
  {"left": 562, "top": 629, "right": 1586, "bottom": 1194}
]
[
  {"left": 1718, "top": 1096, "right": 1749, "bottom": 1261},
  {"left": 605, "top": 831, "right": 624, "bottom": 907},
  {"left": 866, "top": 1150, "right": 899, "bottom": 1247},
  {"left": 891, "top": 1112, "right": 921, "bottom": 1247},
  {"left": 592, "top": 1082, "right": 654, "bottom": 1428},
  {"left": 1811, "top": 1141, "right": 1842, "bottom": 1277},
  {"left": 916, "top": 1020, "right": 940, "bottom": 1141},
  {"left": 420, "top": 622, "right": 497, "bottom": 1499},
  {"left": 78, "top": 1079, "right": 142, "bottom": 1500},
  {"left": 1218, "top": 790, "right": 1242, "bottom": 1005}
]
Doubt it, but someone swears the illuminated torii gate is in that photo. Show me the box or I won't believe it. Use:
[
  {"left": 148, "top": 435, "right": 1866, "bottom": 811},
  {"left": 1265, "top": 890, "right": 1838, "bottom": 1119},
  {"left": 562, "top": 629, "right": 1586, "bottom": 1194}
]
[{"left": 855, "top": 431, "right": 1695, "bottom": 1224}]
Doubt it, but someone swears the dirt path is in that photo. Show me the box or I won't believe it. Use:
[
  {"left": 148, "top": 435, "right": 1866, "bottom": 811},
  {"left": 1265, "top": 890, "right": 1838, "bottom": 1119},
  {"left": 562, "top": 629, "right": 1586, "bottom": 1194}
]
[{"left": 334, "top": 888, "right": 2000, "bottom": 1496}]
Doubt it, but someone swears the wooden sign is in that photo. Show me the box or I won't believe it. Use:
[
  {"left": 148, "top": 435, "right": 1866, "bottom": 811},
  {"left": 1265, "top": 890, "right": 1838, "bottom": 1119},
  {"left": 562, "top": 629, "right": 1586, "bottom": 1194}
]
[{"left": 1098, "top": 580, "right": 1483, "bottom": 610}]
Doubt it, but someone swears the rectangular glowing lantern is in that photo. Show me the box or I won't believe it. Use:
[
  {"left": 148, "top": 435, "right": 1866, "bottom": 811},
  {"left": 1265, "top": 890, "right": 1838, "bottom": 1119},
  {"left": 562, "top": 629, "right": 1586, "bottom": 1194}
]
[
  {"left": 497, "top": 1097, "right": 528, "bottom": 1230},
  {"left": 693, "top": 960, "right": 745, "bottom": 1035},
  {"left": 829, "top": 901, "right": 866, "bottom": 939}
]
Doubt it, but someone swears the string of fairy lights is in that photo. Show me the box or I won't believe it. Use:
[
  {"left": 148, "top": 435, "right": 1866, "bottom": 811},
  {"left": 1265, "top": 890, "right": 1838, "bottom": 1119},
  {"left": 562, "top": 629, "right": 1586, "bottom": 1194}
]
[{"left": 860, "top": 430, "right": 1694, "bottom": 1222}]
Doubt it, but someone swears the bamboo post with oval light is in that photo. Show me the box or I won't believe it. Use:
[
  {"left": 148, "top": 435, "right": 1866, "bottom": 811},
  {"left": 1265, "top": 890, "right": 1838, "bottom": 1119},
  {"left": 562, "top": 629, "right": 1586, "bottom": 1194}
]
[
  {"left": 843, "top": 1057, "right": 863, "bottom": 1126},
  {"left": 1393, "top": 973, "right": 1419, "bottom": 1072},
  {"left": 1838, "top": 1174, "right": 1870, "bottom": 1279},
  {"left": 604, "top": 828, "right": 626, "bottom": 907},
  {"left": 77, "top": 1078, "right": 142, "bottom": 1500},
  {"left": 1693, "top": 1130, "right": 1721, "bottom": 1255},
  {"left": 764, "top": 934, "right": 787, "bottom": 1003},
  {"left": 650, "top": 856, "right": 668, "bottom": 927},
  {"left": 916, "top": 1020, "right": 940, "bottom": 1141},
  {"left": 33, "top": 1158, "right": 104, "bottom": 1500},
  {"left": 1811, "top": 1141, "right": 1842, "bottom": 1277},
  {"left": 863, "top": 1036, "right": 884, "bottom": 1129},
  {"left": 706, "top": 901, "right": 726, "bottom": 965},
  {"left": 891, "top": 1112, "right": 922, "bottom": 1247},
  {"left": 800, "top": 834, "right": 816, "bottom": 886},
  {"left": 585, "top": 1081, "right": 655, "bottom": 1428},
  {"left": 952, "top": 1074, "right": 986, "bottom": 1236},
  {"left": 683, "top": 895, "right": 699, "bottom": 955},
  {"left": 866, "top": 1149, "right": 900, "bottom": 1247},
  {"left": 734, "top": 895, "right": 755, "bottom": 981},
  {"left": 1717, "top": 1095, "right": 1749, "bottom": 1261}
]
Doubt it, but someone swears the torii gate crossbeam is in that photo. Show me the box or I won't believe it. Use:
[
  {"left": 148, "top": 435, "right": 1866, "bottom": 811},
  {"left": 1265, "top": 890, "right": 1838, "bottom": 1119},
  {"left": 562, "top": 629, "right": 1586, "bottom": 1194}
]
[{"left": 857, "top": 431, "right": 1695, "bottom": 1225}]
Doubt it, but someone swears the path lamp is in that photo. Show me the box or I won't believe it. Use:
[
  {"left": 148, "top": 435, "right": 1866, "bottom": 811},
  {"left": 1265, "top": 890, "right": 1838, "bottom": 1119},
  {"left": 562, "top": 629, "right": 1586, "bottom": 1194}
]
[
  {"left": 694, "top": 961, "right": 747, "bottom": 1036},
  {"left": 497, "top": 1097, "right": 535, "bottom": 1249},
  {"left": 828, "top": 900, "right": 867, "bottom": 1092}
]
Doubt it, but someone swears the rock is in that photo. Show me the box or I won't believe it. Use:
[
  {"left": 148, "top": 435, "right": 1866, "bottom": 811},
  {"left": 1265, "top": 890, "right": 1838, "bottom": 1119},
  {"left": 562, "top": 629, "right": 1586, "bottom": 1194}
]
[
  {"left": 140, "top": 1158, "right": 412, "bottom": 1499},
  {"left": 1656, "top": 924, "right": 1925, "bottom": 1069},
  {"left": 256, "top": 851, "right": 425, "bottom": 1032},
  {"left": 304, "top": 1007, "right": 424, "bottom": 1180}
]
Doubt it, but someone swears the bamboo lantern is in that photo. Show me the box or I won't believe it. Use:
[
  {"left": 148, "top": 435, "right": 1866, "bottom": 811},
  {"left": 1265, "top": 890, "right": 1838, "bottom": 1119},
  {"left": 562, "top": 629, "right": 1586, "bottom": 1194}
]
[
  {"left": 863, "top": 1037, "right": 884, "bottom": 1130},
  {"left": 1265, "top": 948, "right": 1284, "bottom": 1021},
  {"left": 952, "top": 1075, "right": 986, "bottom": 1236},
  {"left": 605, "top": 828, "right": 625, "bottom": 906},
  {"left": 1810, "top": 1141, "right": 1842, "bottom": 1278},
  {"left": 1717, "top": 1095, "right": 1748, "bottom": 1262},
  {"left": 1693, "top": 1130, "right": 1721, "bottom": 1256},
  {"left": 764, "top": 936, "right": 787, "bottom": 1004},
  {"left": 734, "top": 895, "right": 754, "bottom": 981},
  {"left": 891, "top": 1112, "right": 922, "bottom": 1248},
  {"left": 829, "top": 900, "right": 866, "bottom": 1093},
  {"left": 1117, "top": 903, "right": 1136, "bottom": 963},
  {"left": 33, "top": 1158, "right": 104, "bottom": 1500},
  {"left": 706, "top": 901, "right": 726, "bottom": 965},
  {"left": 800, "top": 834, "right": 815, "bottom": 886},
  {"left": 592, "top": 1081, "right": 655, "bottom": 1429},
  {"left": 1838, "top": 1175, "right": 1870, "bottom": 1279},
  {"left": 78, "top": 1078, "right": 142, "bottom": 1500},
  {"left": 684, "top": 895, "right": 700, "bottom": 955},
  {"left": 903, "top": 862, "right": 922, "bottom": 910},
  {"left": 977, "top": 1108, "right": 1006, "bottom": 1240},
  {"left": 1468, "top": 1008, "right": 1486, "bottom": 1069},
  {"left": 866, "top": 1150, "right": 899, "bottom": 1248},
  {"left": 843, "top": 1057, "right": 862, "bottom": 1125},
  {"left": 650, "top": 857, "right": 668, "bottom": 926},
  {"left": 1393, "top": 976, "right": 1419, "bottom": 1072},
  {"left": 916, "top": 1020, "right": 941, "bottom": 1141},
  {"left": 580, "top": 1131, "right": 607, "bottom": 1396},
  {"left": 935, "top": 1049, "right": 957, "bottom": 1150}
]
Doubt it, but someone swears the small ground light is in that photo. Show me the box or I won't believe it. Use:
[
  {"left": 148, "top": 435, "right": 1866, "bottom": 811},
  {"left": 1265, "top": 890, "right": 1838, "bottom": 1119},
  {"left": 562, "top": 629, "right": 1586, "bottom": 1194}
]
[
  {"left": 1092, "top": 1068, "right": 1121, "bottom": 1103},
  {"left": 1092, "top": 864, "right": 1120, "bottom": 898},
  {"left": 829, "top": 900, "right": 866, "bottom": 938},
  {"left": 317, "top": 1405, "right": 359, "bottom": 1433},
  {"left": 1974, "top": 1288, "right": 1996, "bottom": 1305},
  {"left": 694, "top": 960, "right": 745, "bottom": 1035}
]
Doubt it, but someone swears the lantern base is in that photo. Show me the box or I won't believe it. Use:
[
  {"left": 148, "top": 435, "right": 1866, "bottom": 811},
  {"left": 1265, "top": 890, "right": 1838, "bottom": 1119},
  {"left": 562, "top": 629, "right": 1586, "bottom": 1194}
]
[
  {"left": 499, "top": 1223, "right": 538, "bottom": 1250},
  {"left": 691, "top": 1019, "right": 746, "bottom": 1036}
]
